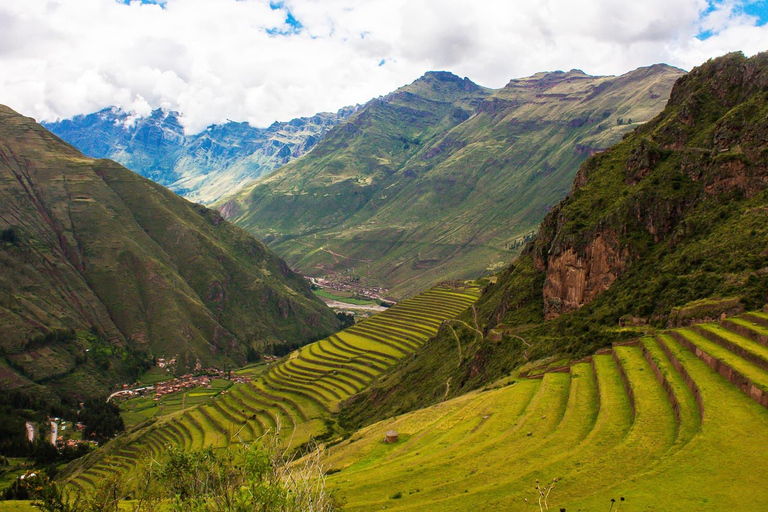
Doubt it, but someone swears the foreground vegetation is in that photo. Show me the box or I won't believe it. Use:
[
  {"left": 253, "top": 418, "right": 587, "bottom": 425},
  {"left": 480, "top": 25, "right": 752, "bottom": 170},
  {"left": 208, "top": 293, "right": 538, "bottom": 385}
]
[{"left": 15, "top": 433, "right": 338, "bottom": 512}]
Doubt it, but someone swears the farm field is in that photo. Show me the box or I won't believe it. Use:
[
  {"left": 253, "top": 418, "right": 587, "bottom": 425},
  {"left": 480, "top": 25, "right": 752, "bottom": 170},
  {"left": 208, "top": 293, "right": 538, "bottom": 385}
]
[
  {"left": 323, "top": 313, "right": 768, "bottom": 510},
  {"left": 118, "top": 378, "right": 233, "bottom": 428},
  {"left": 60, "top": 285, "right": 480, "bottom": 491}
]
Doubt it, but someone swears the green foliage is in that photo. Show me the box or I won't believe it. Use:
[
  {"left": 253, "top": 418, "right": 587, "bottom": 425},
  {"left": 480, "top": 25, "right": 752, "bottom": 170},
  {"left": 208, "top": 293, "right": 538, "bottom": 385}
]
[
  {"left": 27, "top": 439, "right": 338, "bottom": 511},
  {"left": 78, "top": 399, "right": 124, "bottom": 444},
  {"left": 0, "top": 227, "right": 19, "bottom": 244}
]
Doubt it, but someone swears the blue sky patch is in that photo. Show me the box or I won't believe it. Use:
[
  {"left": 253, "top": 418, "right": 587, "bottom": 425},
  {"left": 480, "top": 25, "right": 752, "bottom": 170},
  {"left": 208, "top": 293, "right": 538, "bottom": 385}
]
[
  {"left": 697, "top": 0, "right": 768, "bottom": 39},
  {"left": 117, "top": 0, "right": 167, "bottom": 6},
  {"left": 743, "top": 0, "right": 768, "bottom": 23},
  {"left": 267, "top": 1, "right": 303, "bottom": 36}
]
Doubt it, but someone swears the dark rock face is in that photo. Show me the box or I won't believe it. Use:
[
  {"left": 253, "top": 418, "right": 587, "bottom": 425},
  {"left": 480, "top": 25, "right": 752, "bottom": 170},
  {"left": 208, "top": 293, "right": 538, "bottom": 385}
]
[
  {"left": 43, "top": 105, "right": 358, "bottom": 204},
  {"left": 529, "top": 51, "right": 768, "bottom": 319}
]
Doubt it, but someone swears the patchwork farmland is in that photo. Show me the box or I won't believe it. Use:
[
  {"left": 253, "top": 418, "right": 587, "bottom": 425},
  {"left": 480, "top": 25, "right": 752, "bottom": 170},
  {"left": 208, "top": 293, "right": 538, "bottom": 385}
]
[
  {"left": 61, "top": 285, "right": 480, "bottom": 490},
  {"left": 324, "top": 311, "right": 768, "bottom": 510}
]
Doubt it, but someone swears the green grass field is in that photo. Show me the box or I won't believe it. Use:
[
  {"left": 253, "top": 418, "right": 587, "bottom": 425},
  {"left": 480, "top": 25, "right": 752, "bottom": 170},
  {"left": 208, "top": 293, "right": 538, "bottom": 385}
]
[
  {"left": 321, "top": 312, "right": 768, "bottom": 510},
  {"left": 312, "top": 288, "right": 379, "bottom": 306},
  {"left": 45, "top": 298, "right": 768, "bottom": 510}
]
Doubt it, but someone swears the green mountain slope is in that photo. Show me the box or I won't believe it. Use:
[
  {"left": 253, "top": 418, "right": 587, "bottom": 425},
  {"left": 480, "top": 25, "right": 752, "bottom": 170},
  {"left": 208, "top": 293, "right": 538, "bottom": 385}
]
[
  {"left": 0, "top": 105, "right": 339, "bottom": 404},
  {"left": 219, "top": 66, "right": 683, "bottom": 298},
  {"left": 339, "top": 51, "right": 768, "bottom": 428}
]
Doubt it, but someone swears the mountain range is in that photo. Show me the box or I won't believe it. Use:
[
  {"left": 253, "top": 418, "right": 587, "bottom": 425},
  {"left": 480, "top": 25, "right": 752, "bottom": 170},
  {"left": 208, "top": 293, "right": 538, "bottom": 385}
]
[
  {"left": 219, "top": 65, "right": 684, "bottom": 298},
  {"left": 43, "top": 105, "right": 357, "bottom": 205},
  {"left": 0, "top": 105, "right": 340, "bottom": 405}
]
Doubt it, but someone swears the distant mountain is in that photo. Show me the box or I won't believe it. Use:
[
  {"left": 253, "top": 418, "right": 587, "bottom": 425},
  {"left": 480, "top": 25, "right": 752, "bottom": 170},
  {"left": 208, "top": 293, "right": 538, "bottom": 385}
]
[
  {"left": 219, "top": 66, "right": 684, "bottom": 298},
  {"left": 0, "top": 105, "right": 340, "bottom": 404},
  {"left": 340, "top": 51, "right": 768, "bottom": 427},
  {"left": 43, "top": 105, "right": 357, "bottom": 204}
]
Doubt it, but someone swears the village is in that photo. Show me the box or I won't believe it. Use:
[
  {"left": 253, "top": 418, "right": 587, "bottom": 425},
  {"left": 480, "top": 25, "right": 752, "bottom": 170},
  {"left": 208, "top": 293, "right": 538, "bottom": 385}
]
[
  {"left": 107, "top": 364, "right": 253, "bottom": 404},
  {"left": 306, "top": 274, "right": 394, "bottom": 303}
]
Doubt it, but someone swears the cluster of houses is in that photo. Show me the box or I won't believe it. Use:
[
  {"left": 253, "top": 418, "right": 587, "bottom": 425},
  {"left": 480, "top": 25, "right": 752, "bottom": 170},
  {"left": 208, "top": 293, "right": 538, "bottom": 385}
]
[
  {"left": 108, "top": 368, "right": 251, "bottom": 403},
  {"left": 307, "top": 275, "right": 392, "bottom": 302}
]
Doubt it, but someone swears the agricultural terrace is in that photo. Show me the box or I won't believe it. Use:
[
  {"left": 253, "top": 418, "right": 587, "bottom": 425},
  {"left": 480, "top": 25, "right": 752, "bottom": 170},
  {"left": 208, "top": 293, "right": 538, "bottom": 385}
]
[
  {"left": 324, "top": 311, "right": 768, "bottom": 510},
  {"left": 61, "top": 285, "right": 480, "bottom": 491}
]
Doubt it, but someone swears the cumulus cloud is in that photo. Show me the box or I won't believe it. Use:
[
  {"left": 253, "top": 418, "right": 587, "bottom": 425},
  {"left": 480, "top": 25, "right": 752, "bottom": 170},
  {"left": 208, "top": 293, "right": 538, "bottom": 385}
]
[{"left": 0, "top": 0, "right": 765, "bottom": 133}]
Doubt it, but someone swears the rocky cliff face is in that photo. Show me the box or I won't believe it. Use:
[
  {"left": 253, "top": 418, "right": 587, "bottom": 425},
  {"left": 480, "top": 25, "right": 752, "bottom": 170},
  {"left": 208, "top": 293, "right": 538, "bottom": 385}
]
[
  {"left": 43, "top": 105, "right": 357, "bottom": 204},
  {"left": 539, "top": 227, "right": 630, "bottom": 318},
  {"left": 527, "top": 51, "right": 768, "bottom": 320}
]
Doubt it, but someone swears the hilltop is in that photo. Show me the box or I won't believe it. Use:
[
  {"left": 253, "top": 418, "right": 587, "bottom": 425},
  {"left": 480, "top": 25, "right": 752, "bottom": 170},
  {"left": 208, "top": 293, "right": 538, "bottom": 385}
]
[
  {"left": 43, "top": 105, "right": 357, "bottom": 205},
  {"left": 219, "top": 65, "right": 683, "bottom": 298},
  {"left": 0, "top": 105, "right": 340, "bottom": 407},
  {"left": 339, "top": 51, "right": 768, "bottom": 427}
]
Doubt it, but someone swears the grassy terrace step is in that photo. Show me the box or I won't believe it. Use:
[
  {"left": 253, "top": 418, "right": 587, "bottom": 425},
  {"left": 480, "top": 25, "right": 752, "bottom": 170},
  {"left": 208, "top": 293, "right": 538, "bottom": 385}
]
[
  {"left": 214, "top": 396, "right": 254, "bottom": 429},
  {"left": 246, "top": 380, "right": 319, "bottom": 424},
  {"left": 359, "top": 317, "right": 434, "bottom": 339},
  {"left": 724, "top": 317, "right": 768, "bottom": 345},
  {"left": 311, "top": 336, "right": 392, "bottom": 368},
  {"left": 384, "top": 308, "right": 448, "bottom": 323},
  {"left": 341, "top": 328, "right": 414, "bottom": 355},
  {"left": 329, "top": 331, "right": 402, "bottom": 358},
  {"left": 299, "top": 347, "right": 380, "bottom": 380},
  {"left": 239, "top": 382, "right": 310, "bottom": 422},
  {"left": 693, "top": 323, "right": 768, "bottom": 372},
  {"left": 345, "top": 323, "right": 423, "bottom": 347},
  {"left": 672, "top": 328, "right": 768, "bottom": 407},
  {"left": 375, "top": 310, "right": 444, "bottom": 328},
  {"left": 328, "top": 353, "right": 635, "bottom": 510},
  {"left": 270, "top": 364, "right": 348, "bottom": 400},
  {"left": 410, "top": 296, "right": 476, "bottom": 313},
  {"left": 642, "top": 337, "right": 702, "bottom": 446},
  {"left": 333, "top": 332, "right": 407, "bottom": 359},
  {"left": 260, "top": 372, "right": 333, "bottom": 413},
  {"left": 600, "top": 331, "right": 768, "bottom": 509},
  {"left": 283, "top": 357, "right": 370, "bottom": 389},
  {"left": 349, "top": 318, "right": 427, "bottom": 341},
  {"left": 174, "top": 418, "right": 194, "bottom": 443},
  {"left": 193, "top": 408, "right": 228, "bottom": 447},
  {"left": 282, "top": 356, "right": 367, "bottom": 387},
  {"left": 183, "top": 411, "right": 207, "bottom": 447},
  {"left": 344, "top": 325, "right": 422, "bottom": 351},
  {"left": 209, "top": 400, "right": 242, "bottom": 432},
  {"left": 743, "top": 311, "right": 768, "bottom": 329}
]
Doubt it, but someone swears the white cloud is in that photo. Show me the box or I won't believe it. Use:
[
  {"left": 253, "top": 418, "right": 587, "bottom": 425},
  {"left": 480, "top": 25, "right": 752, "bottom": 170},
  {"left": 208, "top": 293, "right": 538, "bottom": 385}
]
[{"left": 0, "top": 0, "right": 765, "bottom": 133}]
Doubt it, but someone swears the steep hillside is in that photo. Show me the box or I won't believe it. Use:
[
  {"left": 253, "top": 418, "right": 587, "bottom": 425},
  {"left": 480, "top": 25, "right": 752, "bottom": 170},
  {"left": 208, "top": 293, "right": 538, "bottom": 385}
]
[
  {"left": 220, "top": 66, "right": 683, "bottom": 298},
  {"left": 60, "top": 285, "right": 479, "bottom": 491},
  {"left": 339, "top": 51, "right": 768, "bottom": 428},
  {"left": 0, "top": 105, "right": 339, "bottom": 406},
  {"left": 43, "top": 106, "right": 356, "bottom": 205}
]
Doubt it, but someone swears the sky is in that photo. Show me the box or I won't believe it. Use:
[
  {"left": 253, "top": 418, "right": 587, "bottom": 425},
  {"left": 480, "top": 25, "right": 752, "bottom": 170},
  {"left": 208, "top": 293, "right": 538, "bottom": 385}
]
[{"left": 0, "top": 0, "right": 766, "bottom": 133}]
